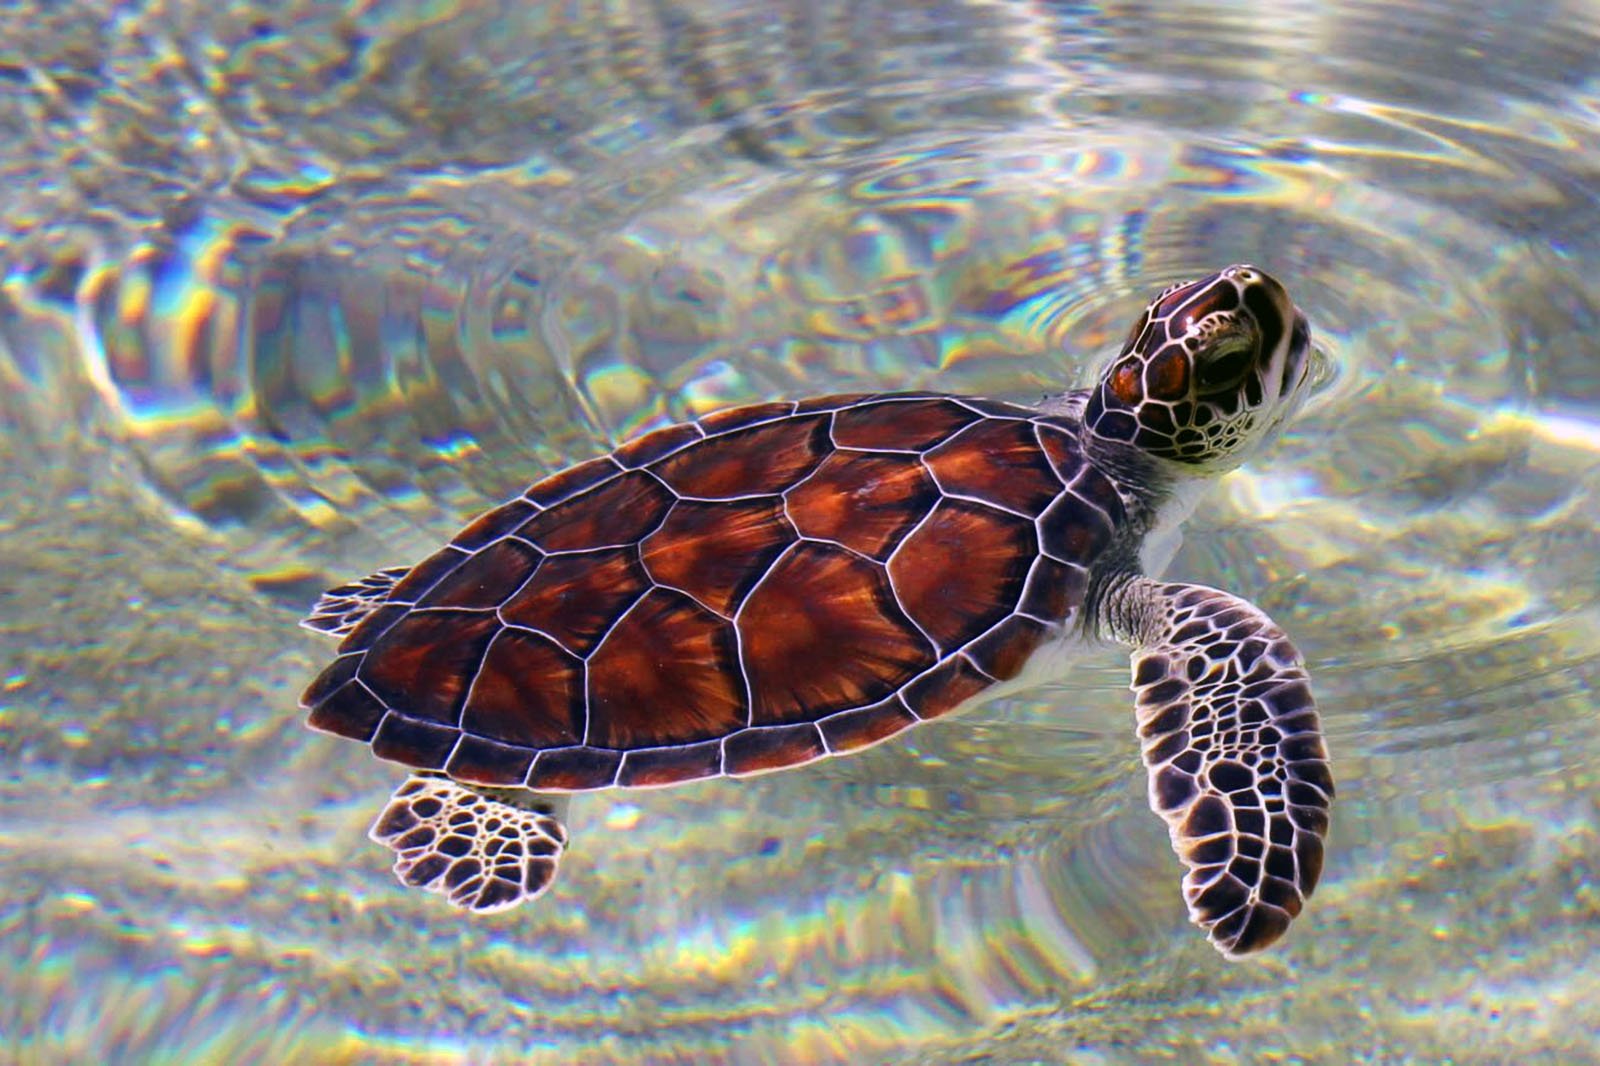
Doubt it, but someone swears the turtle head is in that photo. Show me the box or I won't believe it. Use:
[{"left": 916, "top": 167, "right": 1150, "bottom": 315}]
[{"left": 1085, "top": 265, "right": 1313, "bottom": 472}]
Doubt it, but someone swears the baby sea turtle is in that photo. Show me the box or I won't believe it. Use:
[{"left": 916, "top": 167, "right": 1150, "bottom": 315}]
[{"left": 300, "top": 264, "right": 1331, "bottom": 958}]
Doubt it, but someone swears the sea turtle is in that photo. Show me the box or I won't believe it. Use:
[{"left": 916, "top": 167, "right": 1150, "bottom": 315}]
[{"left": 300, "top": 264, "right": 1331, "bottom": 958}]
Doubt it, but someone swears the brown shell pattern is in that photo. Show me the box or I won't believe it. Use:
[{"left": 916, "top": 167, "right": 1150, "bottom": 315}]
[{"left": 302, "top": 394, "right": 1127, "bottom": 791}]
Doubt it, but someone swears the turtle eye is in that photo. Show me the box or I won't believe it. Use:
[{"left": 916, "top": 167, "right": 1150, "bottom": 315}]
[{"left": 1195, "top": 341, "right": 1254, "bottom": 392}]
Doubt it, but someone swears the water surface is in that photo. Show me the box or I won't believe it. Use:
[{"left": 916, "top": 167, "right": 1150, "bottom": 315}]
[{"left": 4, "top": 1, "right": 1600, "bottom": 1062}]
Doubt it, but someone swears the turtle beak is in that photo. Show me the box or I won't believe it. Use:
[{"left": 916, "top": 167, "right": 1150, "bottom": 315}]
[{"left": 1280, "top": 310, "right": 1313, "bottom": 400}]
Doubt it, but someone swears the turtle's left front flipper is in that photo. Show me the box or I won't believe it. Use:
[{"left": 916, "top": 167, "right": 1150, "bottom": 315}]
[{"left": 1105, "top": 578, "right": 1333, "bottom": 958}]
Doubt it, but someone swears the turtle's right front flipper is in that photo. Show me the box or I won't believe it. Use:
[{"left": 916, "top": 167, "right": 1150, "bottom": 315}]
[{"left": 1105, "top": 577, "right": 1333, "bottom": 958}]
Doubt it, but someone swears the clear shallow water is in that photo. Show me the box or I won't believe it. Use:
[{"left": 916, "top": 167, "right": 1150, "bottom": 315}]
[{"left": 3, "top": 0, "right": 1600, "bottom": 1061}]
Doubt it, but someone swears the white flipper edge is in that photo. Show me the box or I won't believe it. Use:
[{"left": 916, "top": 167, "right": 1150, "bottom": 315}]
[
  {"left": 368, "top": 774, "right": 568, "bottom": 913},
  {"left": 300, "top": 566, "right": 409, "bottom": 636},
  {"left": 1112, "top": 578, "right": 1333, "bottom": 957}
]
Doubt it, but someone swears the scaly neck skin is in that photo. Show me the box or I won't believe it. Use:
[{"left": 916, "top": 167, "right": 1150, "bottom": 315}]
[
  {"left": 1046, "top": 387, "right": 1220, "bottom": 642},
  {"left": 1038, "top": 386, "right": 1174, "bottom": 527}
]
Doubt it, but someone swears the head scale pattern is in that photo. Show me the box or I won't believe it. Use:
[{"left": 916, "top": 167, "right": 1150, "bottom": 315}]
[{"left": 1085, "top": 265, "right": 1312, "bottom": 469}]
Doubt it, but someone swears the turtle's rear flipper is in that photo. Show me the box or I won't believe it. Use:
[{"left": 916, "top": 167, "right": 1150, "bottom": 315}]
[
  {"left": 300, "top": 566, "right": 410, "bottom": 636},
  {"left": 368, "top": 774, "right": 568, "bottom": 912},
  {"left": 1108, "top": 578, "right": 1333, "bottom": 958}
]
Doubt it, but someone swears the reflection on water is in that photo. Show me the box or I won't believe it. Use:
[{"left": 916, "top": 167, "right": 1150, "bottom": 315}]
[{"left": 4, "top": 0, "right": 1600, "bottom": 1061}]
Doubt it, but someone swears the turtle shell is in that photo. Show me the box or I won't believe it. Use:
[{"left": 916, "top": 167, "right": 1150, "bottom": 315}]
[{"left": 301, "top": 393, "right": 1129, "bottom": 791}]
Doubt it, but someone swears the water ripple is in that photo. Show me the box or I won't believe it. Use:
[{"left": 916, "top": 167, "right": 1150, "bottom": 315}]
[{"left": 5, "top": 0, "right": 1600, "bottom": 1061}]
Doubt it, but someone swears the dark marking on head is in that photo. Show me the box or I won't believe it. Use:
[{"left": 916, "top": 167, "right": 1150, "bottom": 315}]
[
  {"left": 1145, "top": 349, "right": 1189, "bottom": 400},
  {"left": 1109, "top": 361, "right": 1143, "bottom": 406}
]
